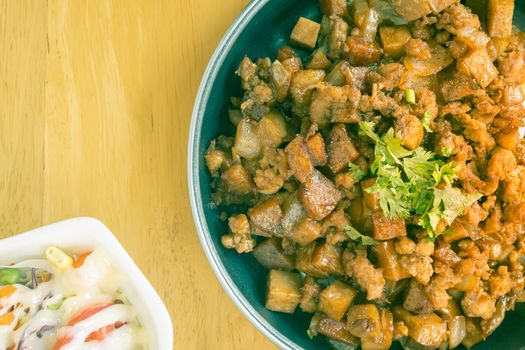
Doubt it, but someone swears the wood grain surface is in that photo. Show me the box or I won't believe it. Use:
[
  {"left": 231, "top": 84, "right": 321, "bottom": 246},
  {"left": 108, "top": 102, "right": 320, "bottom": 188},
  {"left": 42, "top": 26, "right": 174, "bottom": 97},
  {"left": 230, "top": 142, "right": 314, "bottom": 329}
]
[{"left": 0, "top": 0, "right": 275, "bottom": 349}]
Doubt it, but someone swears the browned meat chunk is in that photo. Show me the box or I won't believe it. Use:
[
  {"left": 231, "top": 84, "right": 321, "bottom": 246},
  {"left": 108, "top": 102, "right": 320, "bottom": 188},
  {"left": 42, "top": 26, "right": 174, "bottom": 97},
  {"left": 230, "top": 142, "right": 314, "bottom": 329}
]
[
  {"left": 399, "top": 255, "right": 434, "bottom": 285},
  {"left": 461, "top": 286, "right": 496, "bottom": 320},
  {"left": 440, "top": 72, "right": 479, "bottom": 102},
  {"left": 395, "top": 114, "right": 423, "bottom": 150},
  {"left": 306, "top": 133, "right": 327, "bottom": 166},
  {"left": 248, "top": 198, "right": 283, "bottom": 236},
  {"left": 318, "top": 280, "right": 357, "bottom": 321},
  {"left": 327, "top": 17, "right": 349, "bottom": 60},
  {"left": 221, "top": 164, "right": 254, "bottom": 195},
  {"left": 299, "top": 170, "right": 342, "bottom": 220},
  {"left": 296, "top": 242, "right": 330, "bottom": 278},
  {"left": 307, "top": 49, "right": 332, "bottom": 70},
  {"left": 327, "top": 124, "right": 359, "bottom": 173},
  {"left": 457, "top": 49, "right": 498, "bottom": 88},
  {"left": 346, "top": 36, "right": 382, "bottom": 66},
  {"left": 487, "top": 0, "right": 515, "bottom": 38},
  {"left": 343, "top": 250, "right": 385, "bottom": 300},
  {"left": 372, "top": 212, "right": 407, "bottom": 241},
  {"left": 379, "top": 26, "right": 411, "bottom": 59},
  {"left": 312, "top": 241, "right": 344, "bottom": 275},
  {"left": 253, "top": 238, "right": 296, "bottom": 271},
  {"left": 374, "top": 240, "right": 411, "bottom": 282},
  {"left": 486, "top": 147, "right": 517, "bottom": 181},
  {"left": 310, "top": 85, "right": 361, "bottom": 127},
  {"left": 266, "top": 270, "right": 302, "bottom": 314},
  {"left": 404, "top": 279, "right": 434, "bottom": 314},
  {"left": 254, "top": 169, "right": 285, "bottom": 195},
  {"left": 390, "top": 0, "right": 431, "bottom": 21},
  {"left": 290, "top": 17, "right": 321, "bottom": 51},
  {"left": 289, "top": 217, "right": 322, "bottom": 246},
  {"left": 285, "top": 136, "right": 314, "bottom": 183},
  {"left": 393, "top": 307, "right": 447, "bottom": 347},
  {"left": 309, "top": 314, "right": 359, "bottom": 345},
  {"left": 205, "top": 147, "right": 227, "bottom": 175},
  {"left": 237, "top": 56, "right": 259, "bottom": 90},
  {"left": 300, "top": 277, "right": 321, "bottom": 313},
  {"left": 406, "top": 38, "right": 431, "bottom": 60},
  {"left": 347, "top": 304, "right": 381, "bottom": 338},
  {"left": 290, "top": 69, "right": 326, "bottom": 112},
  {"left": 221, "top": 214, "right": 255, "bottom": 254},
  {"left": 504, "top": 202, "right": 525, "bottom": 224},
  {"left": 395, "top": 237, "right": 416, "bottom": 255}
]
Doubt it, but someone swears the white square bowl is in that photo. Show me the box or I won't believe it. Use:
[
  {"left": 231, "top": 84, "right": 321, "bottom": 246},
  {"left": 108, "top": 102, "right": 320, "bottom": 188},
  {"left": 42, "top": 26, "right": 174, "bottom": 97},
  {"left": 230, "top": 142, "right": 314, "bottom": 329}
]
[{"left": 0, "top": 217, "right": 173, "bottom": 350}]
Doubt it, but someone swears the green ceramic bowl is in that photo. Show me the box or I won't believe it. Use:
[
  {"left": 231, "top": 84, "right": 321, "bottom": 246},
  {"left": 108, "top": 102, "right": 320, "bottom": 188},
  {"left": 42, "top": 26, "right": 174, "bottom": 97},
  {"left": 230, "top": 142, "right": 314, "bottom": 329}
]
[{"left": 188, "top": 1, "right": 525, "bottom": 349}]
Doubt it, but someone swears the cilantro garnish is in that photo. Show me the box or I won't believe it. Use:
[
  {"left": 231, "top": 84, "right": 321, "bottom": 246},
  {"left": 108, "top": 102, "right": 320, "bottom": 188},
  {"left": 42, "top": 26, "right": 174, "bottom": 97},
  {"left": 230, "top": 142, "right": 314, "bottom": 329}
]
[
  {"left": 344, "top": 225, "right": 379, "bottom": 246},
  {"left": 441, "top": 147, "right": 453, "bottom": 157},
  {"left": 348, "top": 162, "right": 366, "bottom": 182},
  {"left": 358, "top": 121, "right": 482, "bottom": 239},
  {"left": 422, "top": 110, "right": 433, "bottom": 133}
]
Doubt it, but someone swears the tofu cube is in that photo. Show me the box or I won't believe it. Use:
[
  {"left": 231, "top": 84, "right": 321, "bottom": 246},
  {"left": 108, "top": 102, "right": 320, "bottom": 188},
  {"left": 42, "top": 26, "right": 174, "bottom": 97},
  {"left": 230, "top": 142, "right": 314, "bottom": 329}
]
[
  {"left": 296, "top": 242, "right": 330, "bottom": 278},
  {"left": 265, "top": 270, "right": 302, "bottom": 314},
  {"left": 290, "top": 17, "right": 321, "bottom": 51},
  {"left": 318, "top": 280, "right": 357, "bottom": 321},
  {"left": 488, "top": 0, "right": 515, "bottom": 38},
  {"left": 311, "top": 241, "right": 344, "bottom": 275},
  {"left": 289, "top": 217, "right": 322, "bottom": 246}
]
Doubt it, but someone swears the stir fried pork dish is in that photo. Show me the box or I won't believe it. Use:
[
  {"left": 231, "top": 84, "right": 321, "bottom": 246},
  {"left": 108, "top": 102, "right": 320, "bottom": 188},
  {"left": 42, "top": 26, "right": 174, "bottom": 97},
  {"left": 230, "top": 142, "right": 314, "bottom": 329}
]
[{"left": 205, "top": 0, "right": 525, "bottom": 348}]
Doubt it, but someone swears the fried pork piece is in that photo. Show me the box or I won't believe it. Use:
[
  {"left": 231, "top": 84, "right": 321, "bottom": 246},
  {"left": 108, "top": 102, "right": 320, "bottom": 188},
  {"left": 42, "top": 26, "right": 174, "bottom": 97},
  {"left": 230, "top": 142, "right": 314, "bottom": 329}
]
[
  {"left": 327, "top": 124, "right": 359, "bottom": 173},
  {"left": 310, "top": 84, "right": 361, "bottom": 127},
  {"left": 395, "top": 114, "right": 423, "bottom": 150},
  {"left": 461, "top": 285, "right": 496, "bottom": 320},
  {"left": 285, "top": 136, "right": 314, "bottom": 183},
  {"left": 399, "top": 254, "right": 434, "bottom": 286},
  {"left": 300, "top": 276, "right": 321, "bottom": 313},
  {"left": 372, "top": 212, "right": 407, "bottom": 241},
  {"left": 221, "top": 164, "right": 254, "bottom": 195},
  {"left": 343, "top": 249, "right": 385, "bottom": 300},
  {"left": 247, "top": 198, "right": 282, "bottom": 236},
  {"left": 221, "top": 214, "right": 256, "bottom": 254},
  {"left": 299, "top": 169, "right": 342, "bottom": 220}
]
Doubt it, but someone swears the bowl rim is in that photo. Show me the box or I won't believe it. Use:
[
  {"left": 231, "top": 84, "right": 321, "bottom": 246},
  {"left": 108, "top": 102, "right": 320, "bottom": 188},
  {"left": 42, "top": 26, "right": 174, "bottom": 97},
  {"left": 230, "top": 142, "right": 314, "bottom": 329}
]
[
  {"left": 187, "top": 0, "right": 299, "bottom": 349},
  {"left": 0, "top": 217, "right": 174, "bottom": 350}
]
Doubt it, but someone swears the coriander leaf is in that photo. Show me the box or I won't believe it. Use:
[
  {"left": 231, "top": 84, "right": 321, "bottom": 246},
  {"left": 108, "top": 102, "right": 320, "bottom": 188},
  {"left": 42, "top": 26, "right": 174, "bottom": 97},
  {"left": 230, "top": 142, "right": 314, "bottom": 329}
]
[
  {"left": 441, "top": 147, "right": 453, "bottom": 157},
  {"left": 422, "top": 110, "right": 433, "bottom": 133},
  {"left": 402, "top": 148, "right": 437, "bottom": 179},
  {"left": 383, "top": 129, "right": 413, "bottom": 162},
  {"left": 432, "top": 162, "right": 459, "bottom": 186},
  {"left": 433, "top": 187, "right": 482, "bottom": 225},
  {"left": 359, "top": 121, "right": 382, "bottom": 144},
  {"left": 345, "top": 225, "right": 379, "bottom": 245},
  {"left": 348, "top": 162, "right": 366, "bottom": 182},
  {"left": 405, "top": 89, "right": 416, "bottom": 104}
]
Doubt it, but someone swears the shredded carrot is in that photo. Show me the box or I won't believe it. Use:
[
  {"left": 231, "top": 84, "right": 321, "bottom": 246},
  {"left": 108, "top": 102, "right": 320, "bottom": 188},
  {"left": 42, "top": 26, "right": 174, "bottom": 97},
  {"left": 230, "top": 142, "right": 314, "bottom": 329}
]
[
  {"left": 73, "top": 251, "right": 93, "bottom": 268},
  {"left": 0, "top": 312, "right": 14, "bottom": 326},
  {"left": 0, "top": 285, "right": 16, "bottom": 298}
]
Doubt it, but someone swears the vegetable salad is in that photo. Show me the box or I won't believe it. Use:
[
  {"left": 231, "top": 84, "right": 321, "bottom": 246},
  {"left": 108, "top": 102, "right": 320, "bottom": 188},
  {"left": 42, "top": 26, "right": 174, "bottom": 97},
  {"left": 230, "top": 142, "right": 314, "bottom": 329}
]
[{"left": 0, "top": 247, "right": 147, "bottom": 349}]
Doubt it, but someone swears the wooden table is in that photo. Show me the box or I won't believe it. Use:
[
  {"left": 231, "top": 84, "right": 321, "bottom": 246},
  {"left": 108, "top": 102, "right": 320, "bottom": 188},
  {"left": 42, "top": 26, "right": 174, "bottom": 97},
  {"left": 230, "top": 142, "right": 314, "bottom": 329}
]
[{"left": 0, "top": 1, "right": 275, "bottom": 348}]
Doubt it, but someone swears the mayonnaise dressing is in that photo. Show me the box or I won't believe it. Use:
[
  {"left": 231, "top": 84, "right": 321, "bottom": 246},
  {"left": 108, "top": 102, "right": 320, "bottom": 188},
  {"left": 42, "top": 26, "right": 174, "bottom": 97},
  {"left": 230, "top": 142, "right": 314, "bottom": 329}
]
[{"left": 0, "top": 247, "right": 147, "bottom": 350}]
